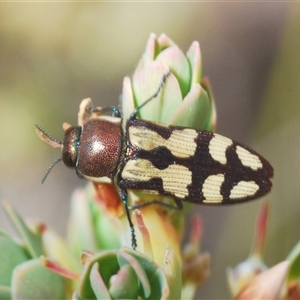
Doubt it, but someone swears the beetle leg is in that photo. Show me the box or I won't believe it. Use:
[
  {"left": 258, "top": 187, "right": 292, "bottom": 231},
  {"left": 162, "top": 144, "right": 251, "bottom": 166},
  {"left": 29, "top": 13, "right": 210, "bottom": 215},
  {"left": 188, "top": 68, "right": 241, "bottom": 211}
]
[
  {"left": 95, "top": 106, "right": 121, "bottom": 118},
  {"left": 119, "top": 187, "right": 137, "bottom": 250},
  {"left": 83, "top": 99, "right": 121, "bottom": 117},
  {"left": 130, "top": 71, "right": 171, "bottom": 120},
  {"left": 78, "top": 98, "right": 121, "bottom": 125}
]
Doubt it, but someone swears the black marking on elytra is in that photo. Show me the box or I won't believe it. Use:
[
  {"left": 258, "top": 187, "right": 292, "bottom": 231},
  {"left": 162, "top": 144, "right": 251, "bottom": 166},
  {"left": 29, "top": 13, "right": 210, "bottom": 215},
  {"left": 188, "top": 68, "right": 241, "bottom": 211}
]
[
  {"left": 120, "top": 177, "right": 165, "bottom": 195},
  {"left": 137, "top": 147, "right": 175, "bottom": 170},
  {"left": 128, "top": 118, "right": 179, "bottom": 140},
  {"left": 120, "top": 119, "right": 273, "bottom": 204},
  {"left": 38, "top": 72, "right": 273, "bottom": 251}
]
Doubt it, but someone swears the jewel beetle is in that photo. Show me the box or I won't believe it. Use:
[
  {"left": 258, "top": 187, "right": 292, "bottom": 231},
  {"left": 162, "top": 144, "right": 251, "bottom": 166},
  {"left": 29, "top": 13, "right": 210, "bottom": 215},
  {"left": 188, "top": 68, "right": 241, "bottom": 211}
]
[{"left": 36, "top": 73, "right": 273, "bottom": 249}]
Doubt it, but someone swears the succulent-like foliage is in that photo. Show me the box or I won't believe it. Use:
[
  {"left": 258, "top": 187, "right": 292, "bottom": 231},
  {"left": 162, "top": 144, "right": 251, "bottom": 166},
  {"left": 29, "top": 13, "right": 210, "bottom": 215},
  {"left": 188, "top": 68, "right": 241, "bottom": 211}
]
[
  {"left": 1, "top": 33, "right": 216, "bottom": 299},
  {"left": 227, "top": 202, "right": 300, "bottom": 299}
]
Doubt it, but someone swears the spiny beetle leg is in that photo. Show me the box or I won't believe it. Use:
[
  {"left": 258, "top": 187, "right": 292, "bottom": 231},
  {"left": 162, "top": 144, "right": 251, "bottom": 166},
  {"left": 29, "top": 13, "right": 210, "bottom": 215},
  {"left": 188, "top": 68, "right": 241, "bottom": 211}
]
[
  {"left": 91, "top": 106, "right": 121, "bottom": 118},
  {"left": 130, "top": 71, "right": 171, "bottom": 120},
  {"left": 120, "top": 188, "right": 137, "bottom": 250},
  {"left": 78, "top": 98, "right": 122, "bottom": 125},
  {"left": 87, "top": 104, "right": 121, "bottom": 118}
]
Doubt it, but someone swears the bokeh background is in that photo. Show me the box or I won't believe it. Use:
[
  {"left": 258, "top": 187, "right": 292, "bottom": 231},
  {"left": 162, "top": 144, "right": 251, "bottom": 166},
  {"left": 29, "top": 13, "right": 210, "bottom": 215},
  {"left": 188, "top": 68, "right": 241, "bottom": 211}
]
[{"left": 0, "top": 2, "right": 298, "bottom": 298}]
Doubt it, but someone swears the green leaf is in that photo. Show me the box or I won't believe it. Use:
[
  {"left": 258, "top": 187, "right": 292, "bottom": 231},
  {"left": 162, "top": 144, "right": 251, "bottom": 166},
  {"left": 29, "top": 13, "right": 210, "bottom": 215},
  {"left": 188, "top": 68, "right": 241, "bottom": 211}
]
[
  {"left": 72, "top": 291, "right": 83, "bottom": 300},
  {"left": 2, "top": 202, "right": 43, "bottom": 258},
  {"left": 90, "top": 198, "right": 120, "bottom": 250},
  {"left": 186, "top": 41, "right": 202, "bottom": 88},
  {"left": 123, "top": 247, "right": 181, "bottom": 300},
  {"left": 147, "top": 267, "right": 169, "bottom": 300},
  {"left": 161, "top": 247, "right": 182, "bottom": 300},
  {"left": 201, "top": 78, "right": 216, "bottom": 131},
  {"left": 170, "top": 83, "right": 211, "bottom": 130},
  {"left": 132, "top": 61, "right": 182, "bottom": 124},
  {"left": 121, "top": 76, "right": 135, "bottom": 124},
  {"left": 287, "top": 254, "right": 300, "bottom": 281},
  {"left": 0, "top": 233, "right": 28, "bottom": 286},
  {"left": 42, "top": 226, "right": 80, "bottom": 273},
  {"left": 89, "top": 263, "right": 111, "bottom": 300},
  {"left": 156, "top": 45, "right": 191, "bottom": 98},
  {"left": 286, "top": 236, "right": 300, "bottom": 281},
  {"left": 78, "top": 251, "right": 119, "bottom": 299},
  {"left": 136, "top": 33, "right": 160, "bottom": 71},
  {"left": 0, "top": 285, "right": 11, "bottom": 299},
  {"left": 11, "top": 258, "right": 65, "bottom": 299},
  {"left": 287, "top": 239, "right": 300, "bottom": 262},
  {"left": 109, "top": 264, "right": 139, "bottom": 299},
  {"left": 117, "top": 250, "right": 150, "bottom": 298},
  {"left": 68, "top": 188, "right": 99, "bottom": 256},
  {"left": 157, "top": 33, "right": 176, "bottom": 51}
]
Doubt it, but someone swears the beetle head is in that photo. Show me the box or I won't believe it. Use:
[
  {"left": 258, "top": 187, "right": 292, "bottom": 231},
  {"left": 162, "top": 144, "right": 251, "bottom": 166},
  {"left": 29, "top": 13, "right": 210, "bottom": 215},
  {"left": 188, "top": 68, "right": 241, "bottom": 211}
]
[{"left": 35, "top": 123, "right": 81, "bottom": 183}]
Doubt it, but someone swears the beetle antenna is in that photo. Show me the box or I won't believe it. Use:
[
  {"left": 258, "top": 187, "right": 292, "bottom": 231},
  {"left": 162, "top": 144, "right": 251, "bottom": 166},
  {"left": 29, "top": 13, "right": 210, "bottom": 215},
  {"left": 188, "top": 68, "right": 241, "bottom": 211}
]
[
  {"left": 41, "top": 156, "right": 62, "bottom": 184},
  {"left": 35, "top": 124, "right": 63, "bottom": 148}
]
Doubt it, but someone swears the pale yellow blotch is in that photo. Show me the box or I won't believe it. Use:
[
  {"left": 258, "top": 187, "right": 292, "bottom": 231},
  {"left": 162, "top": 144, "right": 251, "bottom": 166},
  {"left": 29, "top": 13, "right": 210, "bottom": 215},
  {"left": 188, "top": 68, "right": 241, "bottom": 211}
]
[
  {"left": 83, "top": 175, "right": 112, "bottom": 183},
  {"left": 209, "top": 134, "right": 233, "bottom": 164},
  {"left": 129, "top": 126, "right": 198, "bottom": 158},
  {"left": 202, "top": 174, "right": 225, "bottom": 203},
  {"left": 122, "top": 159, "right": 192, "bottom": 198},
  {"left": 98, "top": 115, "right": 122, "bottom": 124},
  {"left": 229, "top": 181, "right": 259, "bottom": 199},
  {"left": 236, "top": 146, "right": 263, "bottom": 170}
]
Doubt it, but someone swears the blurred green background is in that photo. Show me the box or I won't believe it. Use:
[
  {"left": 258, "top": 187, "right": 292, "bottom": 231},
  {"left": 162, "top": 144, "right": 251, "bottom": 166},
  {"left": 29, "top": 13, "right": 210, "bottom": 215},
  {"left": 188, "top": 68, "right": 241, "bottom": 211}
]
[{"left": 0, "top": 2, "right": 298, "bottom": 298}]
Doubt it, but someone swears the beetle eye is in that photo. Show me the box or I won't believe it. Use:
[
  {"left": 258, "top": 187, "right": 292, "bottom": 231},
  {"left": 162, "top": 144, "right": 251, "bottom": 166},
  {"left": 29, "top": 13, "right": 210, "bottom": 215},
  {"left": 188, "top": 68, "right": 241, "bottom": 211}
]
[{"left": 62, "top": 126, "right": 81, "bottom": 168}]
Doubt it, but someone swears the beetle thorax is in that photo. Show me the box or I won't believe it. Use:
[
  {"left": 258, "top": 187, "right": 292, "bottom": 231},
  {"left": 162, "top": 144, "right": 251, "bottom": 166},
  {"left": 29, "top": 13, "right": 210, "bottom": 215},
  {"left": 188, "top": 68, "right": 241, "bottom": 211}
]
[{"left": 75, "top": 117, "right": 122, "bottom": 183}]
